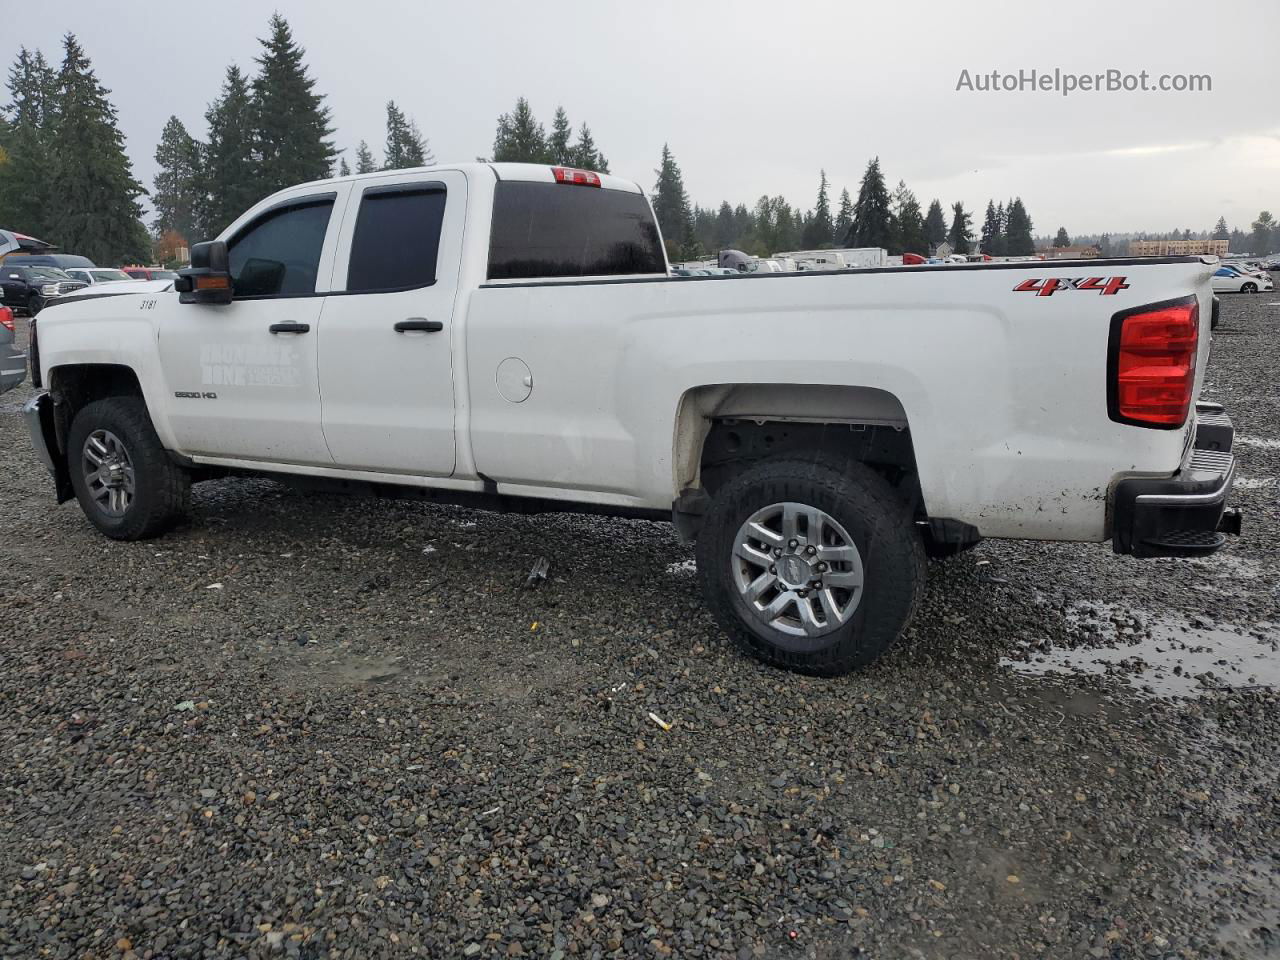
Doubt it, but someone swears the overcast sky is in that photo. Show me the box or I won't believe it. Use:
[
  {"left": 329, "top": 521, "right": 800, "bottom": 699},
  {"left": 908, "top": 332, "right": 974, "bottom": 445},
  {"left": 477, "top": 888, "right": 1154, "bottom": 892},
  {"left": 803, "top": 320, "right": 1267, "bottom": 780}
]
[{"left": 5, "top": 0, "right": 1277, "bottom": 237}]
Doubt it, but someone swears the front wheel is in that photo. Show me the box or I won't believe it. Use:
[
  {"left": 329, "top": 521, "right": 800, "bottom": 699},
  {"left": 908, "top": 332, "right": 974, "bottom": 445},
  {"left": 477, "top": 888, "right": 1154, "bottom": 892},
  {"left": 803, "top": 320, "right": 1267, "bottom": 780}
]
[
  {"left": 1242, "top": 282, "right": 1258, "bottom": 294},
  {"left": 695, "top": 456, "right": 926, "bottom": 676},
  {"left": 67, "top": 396, "right": 190, "bottom": 540}
]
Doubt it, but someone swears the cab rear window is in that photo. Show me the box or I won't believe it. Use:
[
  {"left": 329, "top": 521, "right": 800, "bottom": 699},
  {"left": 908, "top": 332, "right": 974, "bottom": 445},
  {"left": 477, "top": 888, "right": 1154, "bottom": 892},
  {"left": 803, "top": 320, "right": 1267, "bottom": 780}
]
[{"left": 488, "top": 181, "right": 665, "bottom": 280}]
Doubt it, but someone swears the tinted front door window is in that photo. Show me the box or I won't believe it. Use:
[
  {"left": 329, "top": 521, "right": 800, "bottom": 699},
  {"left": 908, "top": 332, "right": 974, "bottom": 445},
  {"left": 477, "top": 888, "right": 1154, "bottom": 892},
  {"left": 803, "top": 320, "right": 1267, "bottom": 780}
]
[{"left": 228, "top": 198, "right": 334, "bottom": 297}]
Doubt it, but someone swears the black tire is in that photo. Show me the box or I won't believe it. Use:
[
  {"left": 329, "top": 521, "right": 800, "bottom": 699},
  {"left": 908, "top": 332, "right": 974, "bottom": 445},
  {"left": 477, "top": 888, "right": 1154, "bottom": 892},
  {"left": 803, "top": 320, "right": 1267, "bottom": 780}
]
[
  {"left": 1242, "top": 282, "right": 1257, "bottom": 294},
  {"left": 695, "top": 455, "right": 926, "bottom": 676},
  {"left": 67, "top": 396, "right": 190, "bottom": 540}
]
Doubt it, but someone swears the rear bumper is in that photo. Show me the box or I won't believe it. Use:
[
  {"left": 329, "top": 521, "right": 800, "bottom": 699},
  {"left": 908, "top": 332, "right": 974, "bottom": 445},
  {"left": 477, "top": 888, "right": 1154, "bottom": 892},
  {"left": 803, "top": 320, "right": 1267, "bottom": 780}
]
[{"left": 1111, "top": 403, "right": 1241, "bottom": 558}]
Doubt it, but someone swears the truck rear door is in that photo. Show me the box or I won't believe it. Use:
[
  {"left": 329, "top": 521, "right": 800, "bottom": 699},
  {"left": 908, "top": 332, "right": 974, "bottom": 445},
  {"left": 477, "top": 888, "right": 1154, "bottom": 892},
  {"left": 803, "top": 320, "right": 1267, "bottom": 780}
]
[{"left": 317, "top": 170, "right": 467, "bottom": 476}]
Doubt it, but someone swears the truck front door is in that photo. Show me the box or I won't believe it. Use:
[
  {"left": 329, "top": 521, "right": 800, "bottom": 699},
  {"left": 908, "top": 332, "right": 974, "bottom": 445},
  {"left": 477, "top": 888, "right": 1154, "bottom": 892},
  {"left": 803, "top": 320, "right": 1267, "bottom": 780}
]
[
  {"left": 317, "top": 170, "right": 467, "bottom": 476},
  {"left": 158, "top": 190, "right": 346, "bottom": 465}
]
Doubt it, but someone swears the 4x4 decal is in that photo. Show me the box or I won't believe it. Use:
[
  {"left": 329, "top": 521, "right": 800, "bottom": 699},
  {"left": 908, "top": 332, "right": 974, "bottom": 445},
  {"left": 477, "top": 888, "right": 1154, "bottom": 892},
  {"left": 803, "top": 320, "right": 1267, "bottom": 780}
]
[{"left": 1014, "top": 276, "right": 1130, "bottom": 297}]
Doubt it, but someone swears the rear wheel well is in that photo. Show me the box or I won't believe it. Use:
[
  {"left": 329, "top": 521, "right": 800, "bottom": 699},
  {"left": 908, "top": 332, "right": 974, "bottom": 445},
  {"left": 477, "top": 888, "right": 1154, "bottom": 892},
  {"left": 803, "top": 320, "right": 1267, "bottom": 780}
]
[
  {"left": 699, "top": 419, "right": 925, "bottom": 513},
  {"left": 678, "top": 416, "right": 979, "bottom": 557}
]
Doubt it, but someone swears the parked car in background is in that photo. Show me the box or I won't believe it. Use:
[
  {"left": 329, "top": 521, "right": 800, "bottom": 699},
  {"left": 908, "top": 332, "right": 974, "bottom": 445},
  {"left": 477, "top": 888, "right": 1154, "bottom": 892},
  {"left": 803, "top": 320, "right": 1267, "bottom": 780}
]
[
  {"left": 1223, "top": 260, "right": 1269, "bottom": 279},
  {"left": 1, "top": 253, "right": 96, "bottom": 270},
  {"left": 1, "top": 265, "right": 88, "bottom": 315},
  {"left": 0, "top": 305, "right": 24, "bottom": 394},
  {"left": 65, "top": 278, "right": 176, "bottom": 301},
  {"left": 1211, "top": 266, "right": 1273, "bottom": 294},
  {"left": 63, "top": 267, "right": 141, "bottom": 285},
  {"left": 120, "top": 266, "right": 180, "bottom": 281}
]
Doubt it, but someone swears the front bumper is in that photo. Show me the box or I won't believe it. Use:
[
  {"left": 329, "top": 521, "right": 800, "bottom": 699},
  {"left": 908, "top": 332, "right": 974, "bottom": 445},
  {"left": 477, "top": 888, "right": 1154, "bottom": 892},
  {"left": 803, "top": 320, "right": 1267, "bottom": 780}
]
[
  {"left": 25, "top": 390, "right": 73, "bottom": 502},
  {"left": 1112, "top": 402, "right": 1241, "bottom": 558}
]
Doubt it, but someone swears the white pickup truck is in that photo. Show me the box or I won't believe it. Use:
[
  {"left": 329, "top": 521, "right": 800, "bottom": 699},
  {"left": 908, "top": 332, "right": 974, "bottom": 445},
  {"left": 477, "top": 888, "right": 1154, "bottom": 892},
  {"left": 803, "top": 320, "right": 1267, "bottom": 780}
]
[{"left": 25, "top": 162, "right": 1240, "bottom": 675}]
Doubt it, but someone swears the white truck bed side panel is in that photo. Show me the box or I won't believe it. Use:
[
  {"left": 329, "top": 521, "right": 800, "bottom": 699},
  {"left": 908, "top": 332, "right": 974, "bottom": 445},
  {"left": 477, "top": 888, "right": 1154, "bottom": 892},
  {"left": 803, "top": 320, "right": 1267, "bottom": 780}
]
[{"left": 465, "top": 260, "right": 1214, "bottom": 540}]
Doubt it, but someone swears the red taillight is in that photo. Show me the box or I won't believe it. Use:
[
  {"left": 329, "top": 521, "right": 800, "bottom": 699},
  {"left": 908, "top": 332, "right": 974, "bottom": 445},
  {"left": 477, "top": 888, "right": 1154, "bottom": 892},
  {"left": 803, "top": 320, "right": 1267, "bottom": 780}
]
[
  {"left": 1108, "top": 296, "right": 1199, "bottom": 428},
  {"left": 551, "top": 166, "right": 601, "bottom": 187},
  {"left": 0, "top": 307, "right": 13, "bottom": 333}
]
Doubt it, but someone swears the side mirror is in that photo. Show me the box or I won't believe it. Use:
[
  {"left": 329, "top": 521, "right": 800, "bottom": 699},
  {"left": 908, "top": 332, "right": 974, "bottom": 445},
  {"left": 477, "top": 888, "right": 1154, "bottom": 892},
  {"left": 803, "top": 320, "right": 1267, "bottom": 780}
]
[{"left": 176, "top": 240, "right": 233, "bottom": 304}]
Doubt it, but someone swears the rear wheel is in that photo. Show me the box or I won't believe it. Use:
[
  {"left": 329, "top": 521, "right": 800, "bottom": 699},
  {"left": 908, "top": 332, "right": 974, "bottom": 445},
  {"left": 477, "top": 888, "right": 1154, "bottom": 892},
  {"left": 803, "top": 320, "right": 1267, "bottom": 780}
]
[
  {"left": 1242, "top": 282, "right": 1258, "bottom": 294},
  {"left": 695, "top": 456, "right": 926, "bottom": 676},
  {"left": 67, "top": 397, "right": 190, "bottom": 540}
]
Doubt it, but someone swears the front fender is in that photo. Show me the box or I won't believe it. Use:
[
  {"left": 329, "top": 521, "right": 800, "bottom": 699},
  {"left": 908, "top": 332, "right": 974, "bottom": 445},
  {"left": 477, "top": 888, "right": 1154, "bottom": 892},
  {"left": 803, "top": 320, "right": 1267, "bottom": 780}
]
[{"left": 37, "top": 298, "right": 179, "bottom": 451}]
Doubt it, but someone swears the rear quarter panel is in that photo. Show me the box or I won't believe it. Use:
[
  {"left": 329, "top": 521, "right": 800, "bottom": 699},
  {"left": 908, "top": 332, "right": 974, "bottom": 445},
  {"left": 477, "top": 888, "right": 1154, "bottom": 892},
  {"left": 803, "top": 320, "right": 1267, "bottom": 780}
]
[{"left": 465, "top": 259, "right": 1216, "bottom": 540}]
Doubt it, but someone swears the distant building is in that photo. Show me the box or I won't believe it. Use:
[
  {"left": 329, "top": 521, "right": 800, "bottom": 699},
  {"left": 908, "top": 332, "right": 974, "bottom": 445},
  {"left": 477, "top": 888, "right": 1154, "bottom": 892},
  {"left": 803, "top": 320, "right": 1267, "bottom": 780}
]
[
  {"left": 1129, "top": 238, "right": 1229, "bottom": 257},
  {"left": 1038, "top": 244, "right": 1100, "bottom": 260}
]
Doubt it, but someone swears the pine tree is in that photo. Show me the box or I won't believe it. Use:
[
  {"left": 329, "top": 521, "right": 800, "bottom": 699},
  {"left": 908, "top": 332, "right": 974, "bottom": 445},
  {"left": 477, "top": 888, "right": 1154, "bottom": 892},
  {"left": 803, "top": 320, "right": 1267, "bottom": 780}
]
[
  {"left": 492, "top": 97, "right": 547, "bottom": 163},
  {"left": 200, "top": 64, "right": 258, "bottom": 237},
  {"left": 1004, "top": 197, "right": 1035, "bottom": 255},
  {"left": 1098, "top": 233, "right": 1112, "bottom": 257},
  {"left": 1212, "top": 216, "right": 1230, "bottom": 241},
  {"left": 1, "top": 48, "right": 58, "bottom": 240},
  {"left": 992, "top": 201, "right": 1008, "bottom": 256},
  {"left": 47, "top": 34, "right": 148, "bottom": 264},
  {"left": 847, "top": 157, "right": 892, "bottom": 248},
  {"left": 1053, "top": 226, "right": 1070, "bottom": 248},
  {"left": 338, "top": 156, "right": 350, "bottom": 177},
  {"left": 979, "top": 200, "right": 1001, "bottom": 256},
  {"left": 382, "top": 100, "right": 412, "bottom": 169},
  {"left": 693, "top": 205, "right": 717, "bottom": 256},
  {"left": 713, "top": 201, "right": 735, "bottom": 250},
  {"left": 252, "top": 13, "right": 336, "bottom": 195},
  {"left": 947, "top": 202, "right": 973, "bottom": 254},
  {"left": 923, "top": 199, "right": 947, "bottom": 251},
  {"left": 152, "top": 115, "right": 203, "bottom": 243},
  {"left": 678, "top": 209, "right": 702, "bottom": 261},
  {"left": 1251, "top": 211, "right": 1275, "bottom": 255},
  {"left": 548, "top": 106, "right": 572, "bottom": 164},
  {"left": 801, "top": 170, "right": 834, "bottom": 248},
  {"left": 570, "top": 123, "right": 607, "bottom": 172},
  {"left": 354, "top": 139, "right": 378, "bottom": 174},
  {"left": 651, "top": 144, "right": 693, "bottom": 261},
  {"left": 733, "top": 203, "right": 753, "bottom": 247},
  {"left": 404, "top": 120, "right": 433, "bottom": 166},
  {"left": 382, "top": 101, "right": 433, "bottom": 170},
  {"left": 833, "top": 188, "right": 853, "bottom": 244},
  {"left": 891, "top": 181, "right": 926, "bottom": 256}
]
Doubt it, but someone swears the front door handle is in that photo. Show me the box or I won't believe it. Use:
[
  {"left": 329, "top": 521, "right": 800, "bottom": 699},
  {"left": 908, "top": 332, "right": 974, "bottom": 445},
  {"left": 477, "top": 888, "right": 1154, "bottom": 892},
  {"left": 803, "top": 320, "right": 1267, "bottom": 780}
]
[
  {"left": 268, "top": 322, "right": 311, "bottom": 335},
  {"left": 394, "top": 318, "right": 444, "bottom": 333}
]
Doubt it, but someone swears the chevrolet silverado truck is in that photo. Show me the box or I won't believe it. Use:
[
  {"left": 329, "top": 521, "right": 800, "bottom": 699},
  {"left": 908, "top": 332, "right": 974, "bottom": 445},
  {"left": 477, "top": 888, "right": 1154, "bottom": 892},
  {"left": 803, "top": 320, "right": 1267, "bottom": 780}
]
[{"left": 25, "top": 162, "right": 1241, "bottom": 675}]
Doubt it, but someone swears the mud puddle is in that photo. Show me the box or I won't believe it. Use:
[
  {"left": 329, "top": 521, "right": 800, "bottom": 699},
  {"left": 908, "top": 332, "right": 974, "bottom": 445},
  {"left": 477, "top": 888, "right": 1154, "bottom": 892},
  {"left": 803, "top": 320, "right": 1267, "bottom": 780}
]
[{"left": 1003, "top": 602, "right": 1280, "bottom": 697}]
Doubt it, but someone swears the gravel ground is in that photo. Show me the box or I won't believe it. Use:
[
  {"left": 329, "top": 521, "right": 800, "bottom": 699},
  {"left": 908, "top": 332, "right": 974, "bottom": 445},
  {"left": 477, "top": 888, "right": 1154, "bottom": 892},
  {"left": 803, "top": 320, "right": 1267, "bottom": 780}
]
[{"left": 1, "top": 296, "right": 1278, "bottom": 959}]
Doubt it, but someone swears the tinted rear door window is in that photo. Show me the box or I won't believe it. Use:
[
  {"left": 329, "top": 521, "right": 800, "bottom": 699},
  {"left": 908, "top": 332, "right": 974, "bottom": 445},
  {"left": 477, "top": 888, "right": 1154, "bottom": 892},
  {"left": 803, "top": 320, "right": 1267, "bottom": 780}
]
[
  {"left": 346, "top": 186, "right": 447, "bottom": 292},
  {"left": 488, "top": 181, "right": 665, "bottom": 280}
]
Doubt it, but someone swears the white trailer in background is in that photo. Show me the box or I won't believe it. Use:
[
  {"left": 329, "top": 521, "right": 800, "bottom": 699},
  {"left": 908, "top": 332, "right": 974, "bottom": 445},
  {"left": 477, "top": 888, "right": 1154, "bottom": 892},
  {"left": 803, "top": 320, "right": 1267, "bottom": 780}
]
[
  {"left": 775, "top": 251, "right": 848, "bottom": 271},
  {"left": 830, "top": 247, "right": 888, "bottom": 268}
]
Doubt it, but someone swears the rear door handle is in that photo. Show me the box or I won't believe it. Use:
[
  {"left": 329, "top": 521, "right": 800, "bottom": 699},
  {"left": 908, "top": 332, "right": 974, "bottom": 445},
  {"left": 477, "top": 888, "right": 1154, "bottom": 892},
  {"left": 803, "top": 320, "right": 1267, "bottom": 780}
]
[
  {"left": 394, "top": 318, "right": 444, "bottom": 333},
  {"left": 268, "top": 322, "right": 310, "bottom": 335}
]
